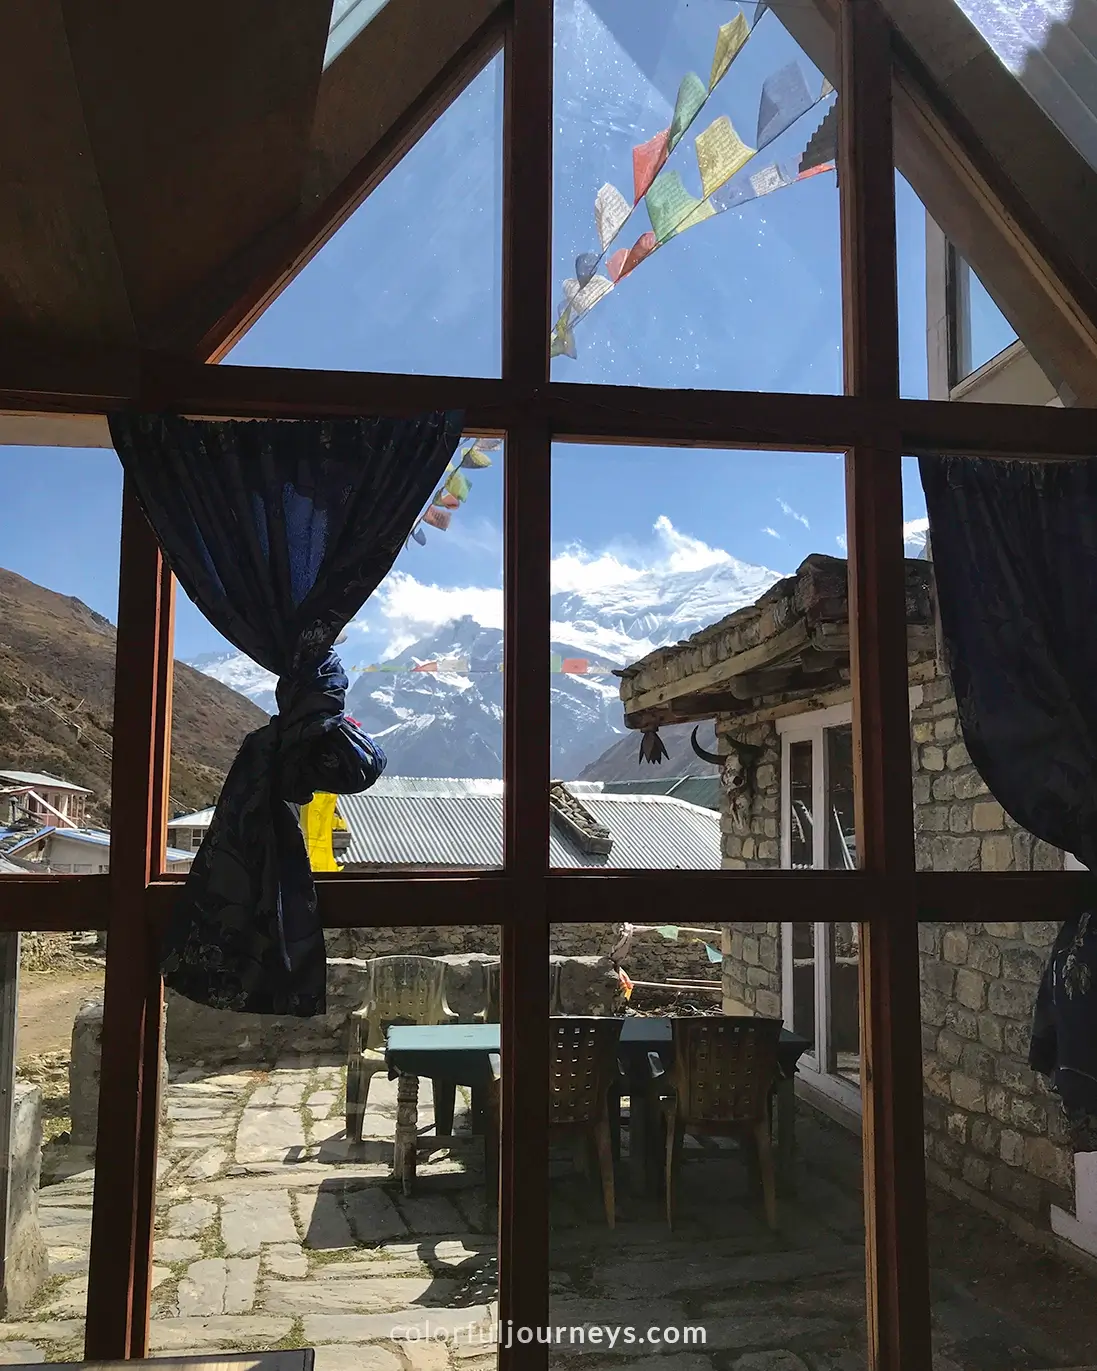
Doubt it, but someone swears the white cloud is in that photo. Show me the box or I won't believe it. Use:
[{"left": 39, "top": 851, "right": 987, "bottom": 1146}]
[
  {"left": 550, "top": 515, "right": 730, "bottom": 594},
  {"left": 835, "top": 534, "right": 847, "bottom": 552},
  {"left": 903, "top": 516, "right": 930, "bottom": 550},
  {"left": 762, "top": 526, "right": 780, "bottom": 539},
  {"left": 777, "top": 498, "right": 810, "bottom": 529},
  {"left": 357, "top": 571, "right": 504, "bottom": 657}
]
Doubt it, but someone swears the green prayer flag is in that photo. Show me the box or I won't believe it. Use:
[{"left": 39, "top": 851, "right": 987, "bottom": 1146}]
[
  {"left": 445, "top": 471, "right": 471, "bottom": 502},
  {"left": 669, "top": 72, "right": 708, "bottom": 148}
]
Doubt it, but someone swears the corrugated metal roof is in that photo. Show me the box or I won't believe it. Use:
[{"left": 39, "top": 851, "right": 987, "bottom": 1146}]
[
  {"left": 0, "top": 770, "right": 91, "bottom": 793},
  {"left": 599, "top": 776, "right": 721, "bottom": 810},
  {"left": 338, "top": 792, "right": 721, "bottom": 869},
  {"left": 7, "top": 827, "right": 192, "bottom": 862},
  {"left": 0, "top": 855, "right": 27, "bottom": 874},
  {"left": 168, "top": 807, "right": 216, "bottom": 827}
]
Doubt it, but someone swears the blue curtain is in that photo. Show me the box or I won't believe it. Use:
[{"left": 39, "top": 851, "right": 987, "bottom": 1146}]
[
  {"left": 921, "top": 454, "right": 1097, "bottom": 1143},
  {"left": 110, "top": 412, "right": 464, "bottom": 1016}
]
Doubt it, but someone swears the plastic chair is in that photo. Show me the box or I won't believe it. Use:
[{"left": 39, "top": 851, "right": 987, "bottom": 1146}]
[
  {"left": 345, "top": 955, "right": 455, "bottom": 1143},
  {"left": 650, "top": 1016, "right": 782, "bottom": 1229}
]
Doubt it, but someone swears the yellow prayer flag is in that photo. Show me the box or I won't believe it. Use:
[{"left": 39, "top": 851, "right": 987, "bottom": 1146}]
[
  {"left": 695, "top": 116, "right": 756, "bottom": 198},
  {"left": 300, "top": 792, "right": 342, "bottom": 872},
  {"left": 709, "top": 11, "right": 749, "bottom": 90}
]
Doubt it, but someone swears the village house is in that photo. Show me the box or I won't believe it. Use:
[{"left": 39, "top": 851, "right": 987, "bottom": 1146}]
[
  {"left": 0, "top": 771, "right": 90, "bottom": 828},
  {"left": 618, "top": 549, "right": 1093, "bottom": 1263}
]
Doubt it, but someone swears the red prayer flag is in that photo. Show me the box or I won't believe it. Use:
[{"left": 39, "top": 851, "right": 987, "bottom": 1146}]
[
  {"left": 561, "top": 658, "right": 589, "bottom": 674},
  {"left": 632, "top": 129, "right": 669, "bottom": 203},
  {"left": 423, "top": 506, "right": 451, "bottom": 531},
  {"left": 606, "top": 248, "right": 629, "bottom": 283},
  {"left": 620, "top": 232, "right": 658, "bottom": 279},
  {"left": 436, "top": 492, "right": 461, "bottom": 509},
  {"left": 412, "top": 662, "right": 439, "bottom": 673}
]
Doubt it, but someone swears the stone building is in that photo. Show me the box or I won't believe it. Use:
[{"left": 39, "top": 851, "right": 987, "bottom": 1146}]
[{"left": 619, "top": 553, "right": 1093, "bottom": 1263}]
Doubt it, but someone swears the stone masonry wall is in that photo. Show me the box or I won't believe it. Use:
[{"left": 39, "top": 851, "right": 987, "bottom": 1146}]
[
  {"left": 716, "top": 718, "right": 781, "bottom": 871},
  {"left": 911, "top": 671, "right": 1066, "bottom": 874},
  {"left": 716, "top": 665, "right": 1075, "bottom": 1231},
  {"left": 920, "top": 920, "right": 1072, "bottom": 1222}
]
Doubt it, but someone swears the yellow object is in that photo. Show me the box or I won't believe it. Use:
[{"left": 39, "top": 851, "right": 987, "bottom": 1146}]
[
  {"left": 301, "top": 792, "right": 343, "bottom": 872},
  {"left": 709, "top": 12, "right": 749, "bottom": 90},
  {"left": 695, "top": 116, "right": 755, "bottom": 198}
]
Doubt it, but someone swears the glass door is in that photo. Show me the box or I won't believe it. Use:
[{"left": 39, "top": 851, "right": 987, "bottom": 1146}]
[{"left": 781, "top": 711, "right": 861, "bottom": 1109}]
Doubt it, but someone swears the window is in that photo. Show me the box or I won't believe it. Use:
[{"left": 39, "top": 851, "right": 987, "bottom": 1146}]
[{"left": 4, "top": 1, "right": 1097, "bottom": 1367}]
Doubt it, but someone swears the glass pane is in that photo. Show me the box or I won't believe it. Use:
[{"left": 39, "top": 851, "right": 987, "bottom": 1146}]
[
  {"left": 552, "top": 0, "right": 840, "bottom": 390},
  {"left": 824, "top": 724, "right": 855, "bottom": 870},
  {"left": 548, "top": 923, "right": 865, "bottom": 1367},
  {"left": 550, "top": 443, "right": 846, "bottom": 871},
  {"left": 788, "top": 739, "right": 813, "bottom": 869},
  {"left": 827, "top": 923, "right": 859, "bottom": 1083},
  {"left": 0, "top": 934, "right": 102, "bottom": 1362},
  {"left": 960, "top": 259, "right": 1019, "bottom": 377},
  {"left": 896, "top": 170, "right": 929, "bottom": 400},
  {"left": 921, "top": 919, "right": 1097, "bottom": 1368},
  {"left": 788, "top": 923, "right": 816, "bottom": 1053},
  {"left": 0, "top": 447, "right": 121, "bottom": 878},
  {"left": 152, "top": 928, "right": 500, "bottom": 1362},
  {"left": 226, "top": 54, "right": 502, "bottom": 376},
  {"left": 168, "top": 434, "right": 504, "bottom": 874}
]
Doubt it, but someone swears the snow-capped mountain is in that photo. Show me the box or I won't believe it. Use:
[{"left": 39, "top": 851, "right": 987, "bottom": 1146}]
[{"left": 186, "top": 553, "right": 782, "bottom": 779}]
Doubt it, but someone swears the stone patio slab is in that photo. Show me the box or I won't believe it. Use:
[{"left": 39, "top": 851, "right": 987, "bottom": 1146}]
[
  {"left": 165, "top": 1198, "right": 218, "bottom": 1237},
  {"left": 148, "top": 1315, "right": 293, "bottom": 1351},
  {"left": 345, "top": 1188, "right": 408, "bottom": 1244},
  {"left": 297, "top": 1189, "right": 354, "bottom": 1250},
  {"left": 222, "top": 1190, "right": 298, "bottom": 1254},
  {"left": 313, "top": 1347, "right": 403, "bottom": 1371},
  {"left": 178, "top": 1258, "right": 259, "bottom": 1317},
  {"left": 235, "top": 1107, "right": 307, "bottom": 1163},
  {"left": 265, "top": 1274, "right": 460, "bottom": 1313},
  {"left": 303, "top": 1305, "right": 492, "bottom": 1344}
]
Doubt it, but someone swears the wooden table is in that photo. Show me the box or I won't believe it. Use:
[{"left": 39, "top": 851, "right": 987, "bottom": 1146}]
[
  {"left": 20, "top": 1354, "right": 313, "bottom": 1370},
  {"left": 385, "top": 1019, "right": 810, "bottom": 1196}
]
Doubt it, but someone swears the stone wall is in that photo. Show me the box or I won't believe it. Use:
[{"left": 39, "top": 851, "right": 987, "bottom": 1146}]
[
  {"left": 326, "top": 922, "right": 714, "bottom": 985},
  {"left": 911, "top": 672, "right": 1067, "bottom": 874},
  {"left": 716, "top": 664, "right": 1076, "bottom": 1232},
  {"left": 920, "top": 921, "right": 1072, "bottom": 1221},
  {"left": 1, "top": 1083, "right": 48, "bottom": 1316},
  {"left": 716, "top": 719, "right": 781, "bottom": 870}
]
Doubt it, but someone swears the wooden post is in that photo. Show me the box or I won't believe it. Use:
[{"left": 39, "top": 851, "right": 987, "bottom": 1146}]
[
  {"left": 499, "top": 0, "right": 553, "bottom": 1365},
  {"left": 840, "top": 3, "right": 932, "bottom": 1369},
  {"left": 84, "top": 488, "right": 170, "bottom": 1360},
  {"left": 0, "top": 933, "right": 19, "bottom": 1314}
]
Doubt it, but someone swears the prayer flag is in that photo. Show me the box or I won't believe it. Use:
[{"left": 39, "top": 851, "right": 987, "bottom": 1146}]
[
  {"left": 563, "top": 274, "right": 613, "bottom": 321},
  {"left": 645, "top": 171, "right": 714, "bottom": 244},
  {"left": 606, "top": 247, "right": 629, "bottom": 282},
  {"left": 749, "top": 161, "right": 793, "bottom": 196},
  {"left": 820, "top": 77, "right": 834, "bottom": 99},
  {"left": 656, "top": 925, "right": 680, "bottom": 941},
  {"left": 669, "top": 72, "right": 708, "bottom": 149},
  {"left": 411, "top": 527, "right": 427, "bottom": 545},
  {"left": 756, "top": 62, "right": 813, "bottom": 147},
  {"left": 594, "top": 182, "right": 631, "bottom": 250},
  {"left": 561, "top": 657, "right": 589, "bottom": 674},
  {"left": 620, "top": 231, "right": 657, "bottom": 278},
  {"left": 423, "top": 506, "right": 451, "bottom": 531},
  {"left": 412, "top": 661, "right": 438, "bottom": 673},
  {"left": 705, "top": 943, "right": 724, "bottom": 963},
  {"left": 550, "top": 653, "right": 563, "bottom": 673},
  {"left": 300, "top": 792, "right": 342, "bottom": 873},
  {"left": 550, "top": 314, "right": 577, "bottom": 359},
  {"left": 709, "top": 11, "right": 749, "bottom": 89},
  {"left": 575, "top": 250, "right": 600, "bottom": 285},
  {"left": 437, "top": 657, "right": 467, "bottom": 672},
  {"left": 460, "top": 445, "right": 493, "bottom": 469},
  {"left": 435, "top": 491, "right": 461, "bottom": 509},
  {"left": 797, "top": 160, "right": 835, "bottom": 182},
  {"left": 632, "top": 129, "right": 669, "bottom": 202},
  {"left": 478, "top": 437, "right": 503, "bottom": 451},
  {"left": 695, "top": 115, "right": 755, "bottom": 198},
  {"left": 445, "top": 470, "right": 471, "bottom": 502}
]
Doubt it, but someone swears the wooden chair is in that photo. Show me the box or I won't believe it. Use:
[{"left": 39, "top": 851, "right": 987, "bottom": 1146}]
[
  {"left": 650, "top": 1016, "right": 782, "bottom": 1229},
  {"left": 489, "top": 1017, "right": 622, "bottom": 1226},
  {"left": 345, "top": 955, "right": 455, "bottom": 1143}
]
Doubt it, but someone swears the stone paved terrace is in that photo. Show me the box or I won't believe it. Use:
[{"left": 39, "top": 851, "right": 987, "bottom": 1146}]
[{"left": 4, "top": 1061, "right": 1097, "bottom": 1369}]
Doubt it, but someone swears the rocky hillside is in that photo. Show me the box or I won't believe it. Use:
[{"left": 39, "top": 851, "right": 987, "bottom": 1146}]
[{"left": 0, "top": 568, "right": 267, "bottom": 825}]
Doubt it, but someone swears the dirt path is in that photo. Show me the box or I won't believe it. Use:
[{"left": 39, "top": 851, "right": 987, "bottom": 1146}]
[{"left": 17, "top": 967, "right": 103, "bottom": 1062}]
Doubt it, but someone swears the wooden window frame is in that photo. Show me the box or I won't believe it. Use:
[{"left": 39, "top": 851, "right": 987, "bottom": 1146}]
[{"left": 0, "top": 2, "right": 1095, "bottom": 1368}]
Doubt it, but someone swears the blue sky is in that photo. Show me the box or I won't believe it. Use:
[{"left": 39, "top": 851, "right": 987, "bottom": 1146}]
[{"left": 2, "top": 0, "right": 958, "bottom": 664}]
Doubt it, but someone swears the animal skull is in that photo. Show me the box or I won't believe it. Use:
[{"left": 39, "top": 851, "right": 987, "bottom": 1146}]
[{"left": 691, "top": 727, "right": 762, "bottom": 835}]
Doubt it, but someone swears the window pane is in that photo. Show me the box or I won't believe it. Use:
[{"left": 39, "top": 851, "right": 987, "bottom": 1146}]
[
  {"left": 552, "top": 0, "right": 840, "bottom": 390},
  {"left": 225, "top": 54, "right": 503, "bottom": 377},
  {"left": 169, "top": 435, "right": 504, "bottom": 874},
  {"left": 548, "top": 923, "right": 866, "bottom": 1367},
  {"left": 960, "top": 259, "right": 1019, "bottom": 378},
  {"left": 151, "top": 928, "right": 500, "bottom": 1362},
  {"left": 551, "top": 443, "right": 846, "bottom": 872},
  {"left": 824, "top": 724, "right": 855, "bottom": 870},
  {"left": 788, "top": 740, "right": 813, "bottom": 869},
  {"left": 0, "top": 447, "right": 120, "bottom": 878},
  {"left": 0, "top": 934, "right": 102, "bottom": 1362},
  {"left": 921, "top": 920, "right": 1097, "bottom": 1367},
  {"left": 787, "top": 922, "right": 816, "bottom": 1053}
]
